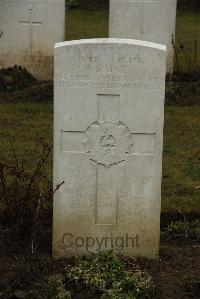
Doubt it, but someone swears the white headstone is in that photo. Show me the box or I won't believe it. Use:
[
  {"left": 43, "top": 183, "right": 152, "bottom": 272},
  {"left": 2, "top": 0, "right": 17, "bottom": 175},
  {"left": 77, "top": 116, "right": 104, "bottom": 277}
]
[
  {"left": 53, "top": 39, "right": 166, "bottom": 259},
  {"left": 109, "top": 0, "right": 177, "bottom": 73},
  {"left": 0, "top": 0, "right": 65, "bottom": 80}
]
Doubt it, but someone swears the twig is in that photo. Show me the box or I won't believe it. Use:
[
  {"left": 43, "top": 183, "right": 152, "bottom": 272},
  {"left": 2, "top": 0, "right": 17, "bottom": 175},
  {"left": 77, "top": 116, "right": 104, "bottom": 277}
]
[{"left": 30, "top": 180, "right": 65, "bottom": 254}]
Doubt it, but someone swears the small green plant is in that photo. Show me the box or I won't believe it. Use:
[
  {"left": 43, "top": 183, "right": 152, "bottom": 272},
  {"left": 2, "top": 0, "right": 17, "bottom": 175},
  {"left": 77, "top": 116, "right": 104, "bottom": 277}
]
[
  {"left": 0, "top": 253, "right": 155, "bottom": 299},
  {"left": 27, "top": 275, "right": 71, "bottom": 299},
  {"left": 65, "top": 251, "right": 155, "bottom": 298},
  {"left": 191, "top": 219, "right": 200, "bottom": 234},
  {"left": 165, "top": 219, "right": 200, "bottom": 240},
  {"left": 167, "top": 220, "right": 189, "bottom": 233}
]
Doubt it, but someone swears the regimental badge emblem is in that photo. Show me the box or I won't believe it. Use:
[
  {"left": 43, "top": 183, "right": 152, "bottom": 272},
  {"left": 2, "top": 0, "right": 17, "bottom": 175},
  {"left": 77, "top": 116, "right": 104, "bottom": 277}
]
[{"left": 83, "top": 121, "right": 133, "bottom": 167}]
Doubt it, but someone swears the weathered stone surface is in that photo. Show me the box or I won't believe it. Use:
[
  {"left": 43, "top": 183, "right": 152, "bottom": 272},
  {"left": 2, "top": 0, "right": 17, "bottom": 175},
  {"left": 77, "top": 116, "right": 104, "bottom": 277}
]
[
  {"left": 53, "top": 39, "right": 166, "bottom": 259},
  {"left": 0, "top": 0, "right": 65, "bottom": 80},
  {"left": 109, "top": 0, "right": 177, "bottom": 73}
]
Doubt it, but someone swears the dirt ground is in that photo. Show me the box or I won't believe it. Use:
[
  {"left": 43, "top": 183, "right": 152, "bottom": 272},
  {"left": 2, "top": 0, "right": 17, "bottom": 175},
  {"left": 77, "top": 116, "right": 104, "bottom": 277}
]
[
  {"left": 0, "top": 213, "right": 200, "bottom": 299},
  {"left": 0, "top": 233, "right": 199, "bottom": 299},
  {"left": 140, "top": 240, "right": 200, "bottom": 299}
]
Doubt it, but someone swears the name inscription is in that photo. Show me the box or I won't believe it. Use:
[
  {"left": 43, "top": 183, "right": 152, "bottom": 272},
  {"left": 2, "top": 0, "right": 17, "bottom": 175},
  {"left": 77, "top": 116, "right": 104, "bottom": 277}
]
[{"left": 57, "top": 55, "right": 161, "bottom": 90}]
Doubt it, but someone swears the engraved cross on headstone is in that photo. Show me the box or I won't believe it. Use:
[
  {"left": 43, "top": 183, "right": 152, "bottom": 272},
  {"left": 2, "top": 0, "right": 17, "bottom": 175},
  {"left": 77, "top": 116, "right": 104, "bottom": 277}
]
[
  {"left": 20, "top": 7, "right": 42, "bottom": 50},
  {"left": 61, "top": 94, "right": 156, "bottom": 225}
]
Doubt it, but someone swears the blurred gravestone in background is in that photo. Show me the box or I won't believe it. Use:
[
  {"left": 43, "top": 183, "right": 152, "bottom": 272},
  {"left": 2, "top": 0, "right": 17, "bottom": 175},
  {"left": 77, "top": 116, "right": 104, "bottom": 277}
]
[
  {"left": 109, "top": 0, "right": 177, "bottom": 74},
  {"left": 0, "top": 0, "right": 65, "bottom": 80}
]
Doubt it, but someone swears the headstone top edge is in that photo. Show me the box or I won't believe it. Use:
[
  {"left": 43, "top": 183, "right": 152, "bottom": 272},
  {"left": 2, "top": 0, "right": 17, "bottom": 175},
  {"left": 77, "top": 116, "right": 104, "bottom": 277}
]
[{"left": 54, "top": 38, "right": 166, "bottom": 52}]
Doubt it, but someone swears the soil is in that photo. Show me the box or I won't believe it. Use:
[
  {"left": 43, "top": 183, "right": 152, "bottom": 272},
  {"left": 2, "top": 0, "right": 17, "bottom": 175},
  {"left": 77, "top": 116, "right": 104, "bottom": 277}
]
[
  {"left": 0, "top": 213, "right": 200, "bottom": 299},
  {"left": 151, "top": 241, "right": 199, "bottom": 298},
  {"left": 165, "top": 72, "right": 200, "bottom": 106},
  {"left": 0, "top": 81, "right": 53, "bottom": 103},
  {"left": 0, "top": 67, "right": 199, "bottom": 106},
  {"left": 0, "top": 66, "right": 36, "bottom": 93},
  {"left": 0, "top": 66, "right": 52, "bottom": 103}
]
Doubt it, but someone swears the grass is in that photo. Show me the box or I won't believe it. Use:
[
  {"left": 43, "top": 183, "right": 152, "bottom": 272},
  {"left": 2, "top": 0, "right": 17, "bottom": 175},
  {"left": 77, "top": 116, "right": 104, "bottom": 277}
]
[
  {"left": 0, "top": 10, "right": 199, "bottom": 213},
  {"left": 65, "top": 9, "right": 200, "bottom": 45},
  {"left": 65, "top": 9, "right": 109, "bottom": 40},
  {"left": 162, "top": 106, "right": 200, "bottom": 212},
  {"left": 0, "top": 103, "right": 199, "bottom": 213},
  {"left": 0, "top": 103, "right": 53, "bottom": 174},
  {"left": 65, "top": 9, "right": 200, "bottom": 70},
  {"left": 176, "top": 11, "right": 200, "bottom": 45},
  {"left": 175, "top": 11, "right": 200, "bottom": 70}
]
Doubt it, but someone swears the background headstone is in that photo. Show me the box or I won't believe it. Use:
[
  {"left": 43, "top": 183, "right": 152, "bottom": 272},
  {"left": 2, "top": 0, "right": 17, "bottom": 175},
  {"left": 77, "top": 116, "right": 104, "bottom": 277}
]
[
  {"left": 0, "top": 0, "right": 65, "bottom": 80},
  {"left": 53, "top": 38, "right": 166, "bottom": 259},
  {"left": 109, "top": 0, "right": 177, "bottom": 73}
]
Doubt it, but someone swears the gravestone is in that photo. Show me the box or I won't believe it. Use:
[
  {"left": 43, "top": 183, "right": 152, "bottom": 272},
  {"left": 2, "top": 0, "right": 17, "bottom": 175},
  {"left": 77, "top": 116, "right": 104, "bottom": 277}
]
[
  {"left": 109, "top": 0, "right": 177, "bottom": 73},
  {"left": 53, "top": 39, "right": 166, "bottom": 259},
  {"left": 0, "top": 0, "right": 65, "bottom": 80}
]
